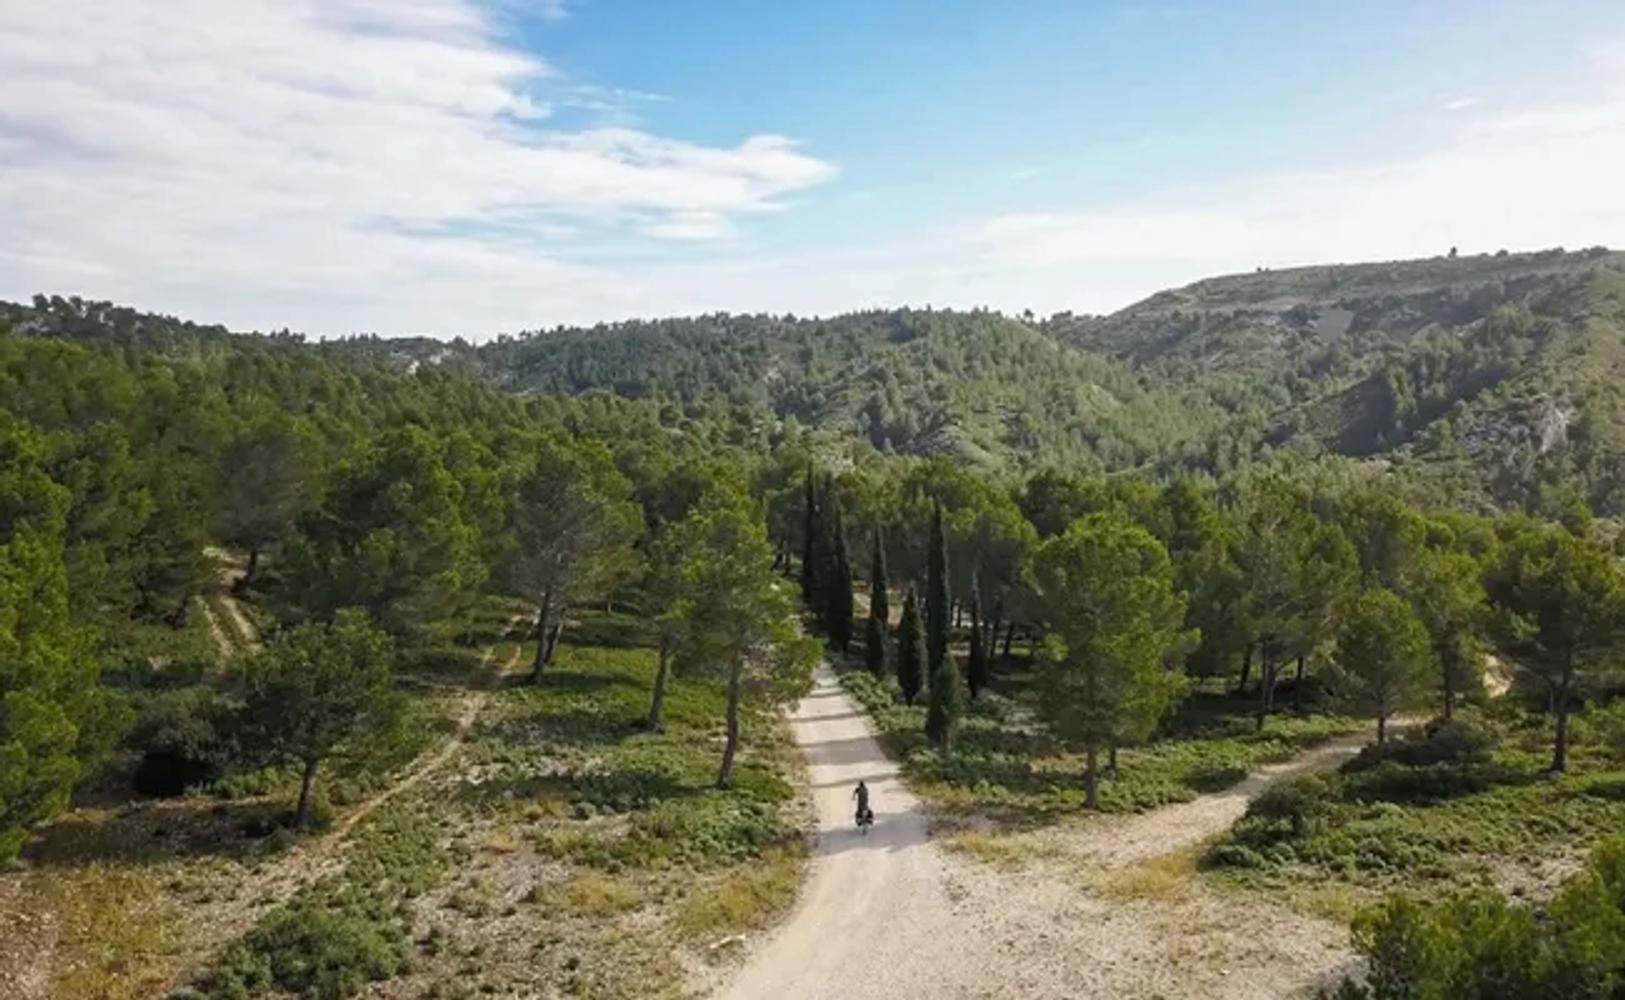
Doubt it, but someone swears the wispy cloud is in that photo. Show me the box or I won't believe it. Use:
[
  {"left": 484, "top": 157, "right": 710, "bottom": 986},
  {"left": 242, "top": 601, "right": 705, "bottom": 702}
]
[
  {"left": 1441, "top": 96, "right": 1481, "bottom": 112},
  {"left": 1008, "top": 167, "right": 1042, "bottom": 182},
  {"left": 0, "top": 0, "right": 834, "bottom": 334}
]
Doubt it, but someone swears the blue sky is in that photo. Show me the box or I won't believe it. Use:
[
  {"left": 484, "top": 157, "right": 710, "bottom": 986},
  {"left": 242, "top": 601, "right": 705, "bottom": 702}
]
[{"left": 4, "top": 1, "right": 1625, "bottom": 336}]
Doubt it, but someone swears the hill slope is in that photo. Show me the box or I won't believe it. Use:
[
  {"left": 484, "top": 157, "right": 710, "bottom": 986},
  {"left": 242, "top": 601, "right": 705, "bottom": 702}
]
[
  {"left": 11, "top": 247, "right": 1625, "bottom": 511},
  {"left": 1047, "top": 248, "right": 1625, "bottom": 510}
]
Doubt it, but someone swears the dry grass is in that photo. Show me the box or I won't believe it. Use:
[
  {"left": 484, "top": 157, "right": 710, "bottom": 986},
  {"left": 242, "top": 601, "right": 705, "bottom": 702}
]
[
  {"left": 1286, "top": 882, "right": 1371, "bottom": 925},
  {"left": 558, "top": 872, "right": 644, "bottom": 916},
  {"left": 43, "top": 867, "right": 187, "bottom": 1000},
  {"left": 672, "top": 845, "right": 804, "bottom": 940},
  {"left": 1090, "top": 842, "right": 1208, "bottom": 901},
  {"left": 939, "top": 829, "right": 1061, "bottom": 870},
  {"left": 481, "top": 827, "right": 524, "bottom": 855}
]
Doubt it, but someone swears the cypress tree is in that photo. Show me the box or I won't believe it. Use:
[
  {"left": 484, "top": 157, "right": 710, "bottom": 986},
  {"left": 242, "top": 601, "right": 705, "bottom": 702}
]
[
  {"left": 823, "top": 489, "right": 854, "bottom": 653},
  {"left": 896, "top": 587, "right": 926, "bottom": 705},
  {"left": 869, "top": 530, "right": 890, "bottom": 631},
  {"left": 799, "top": 465, "right": 819, "bottom": 604},
  {"left": 967, "top": 576, "right": 989, "bottom": 700},
  {"left": 925, "top": 630, "right": 964, "bottom": 752},
  {"left": 926, "top": 504, "right": 951, "bottom": 683},
  {"left": 865, "top": 530, "right": 889, "bottom": 675}
]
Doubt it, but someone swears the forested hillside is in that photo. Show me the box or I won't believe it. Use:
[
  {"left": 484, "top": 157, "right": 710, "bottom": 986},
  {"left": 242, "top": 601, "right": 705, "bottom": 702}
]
[
  {"left": 338, "top": 309, "right": 1221, "bottom": 472},
  {"left": 1049, "top": 247, "right": 1625, "bottom": 513},
  {"left": 307, "top": 247, "right": 1625, "bottom": 516}
]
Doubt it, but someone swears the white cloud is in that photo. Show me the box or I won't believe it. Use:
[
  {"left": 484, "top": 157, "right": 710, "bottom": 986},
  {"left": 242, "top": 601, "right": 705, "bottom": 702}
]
[
  {"left": 0, "top": 0, "right": 834, "bottom": 334},
  {"left": 1440, "top": 96, "right": 1481, "bottom": 112}
]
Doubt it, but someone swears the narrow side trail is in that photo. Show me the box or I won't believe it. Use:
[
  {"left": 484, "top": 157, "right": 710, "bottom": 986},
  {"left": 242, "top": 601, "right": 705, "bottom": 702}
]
[
  {"left": 1059, "top": 726, "right": 1385, "bottom": 870},
  {"left": 211, "top": 614, "right": 529, "bottom": 937},
  {"left": 714, "top": 671, "right": 1379, "bottom": 1000}
]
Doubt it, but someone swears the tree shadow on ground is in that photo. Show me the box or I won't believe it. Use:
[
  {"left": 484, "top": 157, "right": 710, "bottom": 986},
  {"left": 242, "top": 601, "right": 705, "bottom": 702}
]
[{"left": 24, "top": 798, "right": 300, "bottom": 869}]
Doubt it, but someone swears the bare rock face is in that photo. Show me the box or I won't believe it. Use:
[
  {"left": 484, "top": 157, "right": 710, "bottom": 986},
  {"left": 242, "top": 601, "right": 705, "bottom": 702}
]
[
  {"left": 1460, "top": 395, "right": 1572, "bottom": 459},
  {"left": 1534, "top": 399, "right": 1572, "bottom": 454}
]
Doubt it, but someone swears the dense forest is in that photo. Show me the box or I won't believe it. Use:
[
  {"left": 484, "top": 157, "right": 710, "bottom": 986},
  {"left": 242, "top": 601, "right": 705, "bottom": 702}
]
[{"left": 4, "top": 251, "right": 1625, "bottom": 998}]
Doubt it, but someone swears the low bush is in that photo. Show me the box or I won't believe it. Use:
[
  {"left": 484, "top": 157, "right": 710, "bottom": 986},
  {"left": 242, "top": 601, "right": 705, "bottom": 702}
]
[
  {"left": 205, "top": 897, "right": 408, "bottom": 1000},
  {"left": 1327, "top": 838, "right": 1625, "bottom": 999},
  {"left": 195, "top": 808, "right": 445, "bottom": 999},
  {"left": 1248, "top": 774, "right": 1336, "bottom": 837},
  {"left": 1345, "top": 717, "right": 1496, "bottom": 773}
]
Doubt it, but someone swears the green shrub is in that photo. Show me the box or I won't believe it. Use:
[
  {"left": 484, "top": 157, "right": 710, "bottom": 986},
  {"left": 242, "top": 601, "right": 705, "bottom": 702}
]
[
  {"left": 1328, "top": 838, "right": 1625, "bottom": 999},
  {"left": 1346, "top": 717, "right": 1496, "bottom": 773},
  {"left": 1248, "top": 774, "right": 1335, "bottom": 837},
  {"left": 196, "top": 809, "right": 444, "bottom": 998},
  {"left": 205, "top": 897, "right": 406, "bottom": 1000},
  {"left": 1206, "top": 843, "right": 1268, "bottom": 869}
]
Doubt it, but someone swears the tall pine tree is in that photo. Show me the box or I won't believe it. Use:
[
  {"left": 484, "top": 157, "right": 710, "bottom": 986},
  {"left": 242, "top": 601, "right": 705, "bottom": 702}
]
[
  {"left": 896, "top": 586, "right": 926, "bottom": 705},
  {"left": 926, "top": 504, "right": 951, "bottom": 685},
  {"left": 823, "top": 486, "right": 854, "bottom": 653},
  {"left": 799, "top": 465, "right": 819, "bottom": 605},
  {"left": 865, "top": 530, "right": 889, "bottom": 675},
  {"left": 967, "top": 575, "right": 989, "bottom": 699}
]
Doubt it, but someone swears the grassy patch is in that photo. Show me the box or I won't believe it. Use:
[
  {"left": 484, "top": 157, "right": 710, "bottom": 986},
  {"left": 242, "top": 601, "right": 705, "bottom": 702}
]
[
  {"left": 1090, "top": 842, "right": 1207, "bottom": 901},
  {"left": 672, "top": 845, "right": 804, "bottom": 940},
  {"left": 42, "top": 866, "right": 186, "bottom": 1000},
  {"left": 25, "top": 609, "right": 808, "bottom": 1000},
  {"left": 942, "top": 831, "right": 1052, "bottom": 869},
  {"left": 556, "top": 872, "right": 644, "bottom": 916}
]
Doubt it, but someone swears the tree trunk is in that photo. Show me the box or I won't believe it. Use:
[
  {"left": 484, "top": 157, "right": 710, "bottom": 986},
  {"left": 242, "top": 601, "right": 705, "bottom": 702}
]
[
  {"left": 1002, "top": 622, "right": 1015, "bottom": 660},
  {"left": 295, "top": 758, "right": 319, "bottom": 828},
  {"left": 1235, "top": 645, "right": 1253, "bottom": 696},
  {"left": 1254, "top": 642, "right": 1275, "bottom": 732},
  {"left": 1084, "top": 744, "right": 1099, "bottom": 811},
  {"left": 1377, "top": 713, "right": 1388, "bottom": 746},
  {"left": 530, "top": 591, "right": 554, "bottom": 682},
  {"left": 1293, "top": 655, "right": 1305, "bottom": 714},
  {"left": 646, "top": 641, "right": 672, "bottom": 731},
  {"left": 1441, "top": 647, "right": 1456, "bottom": 720},
  {"left": 1108, "top": 742, "right": 1119, "bottom": 777},
  {"left": 716, "top": 660, "right": 744, "bottom": 789},
  {"left": 237, "top": 546, "right": 261, "bottom": 592},
  {"left": 1552, "top": 666, "right": 1573, "bottom": 773},
  {"left": 543, "top": 622, "right": 564, "bottom": 665}
]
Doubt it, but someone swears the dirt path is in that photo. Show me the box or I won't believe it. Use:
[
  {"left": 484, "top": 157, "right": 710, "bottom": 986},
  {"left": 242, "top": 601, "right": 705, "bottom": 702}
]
[
  {"left": 196, "top": 596, "right": 236, "bottom": 661},
  {"left": 201, "top": 546, "right": 260, "bottom": 655},
  {"left": 713, "top": 669, "right": 1372, "bottom": 999},
  {"left": 1060, "top": 727, "right": 1383, "bottom": 870},
  {"left": 0, "top": 880, "right": 56, "bottom": 1000},
  {"left": 328, "top": 635, "right": 523, "bottom": 842}
]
